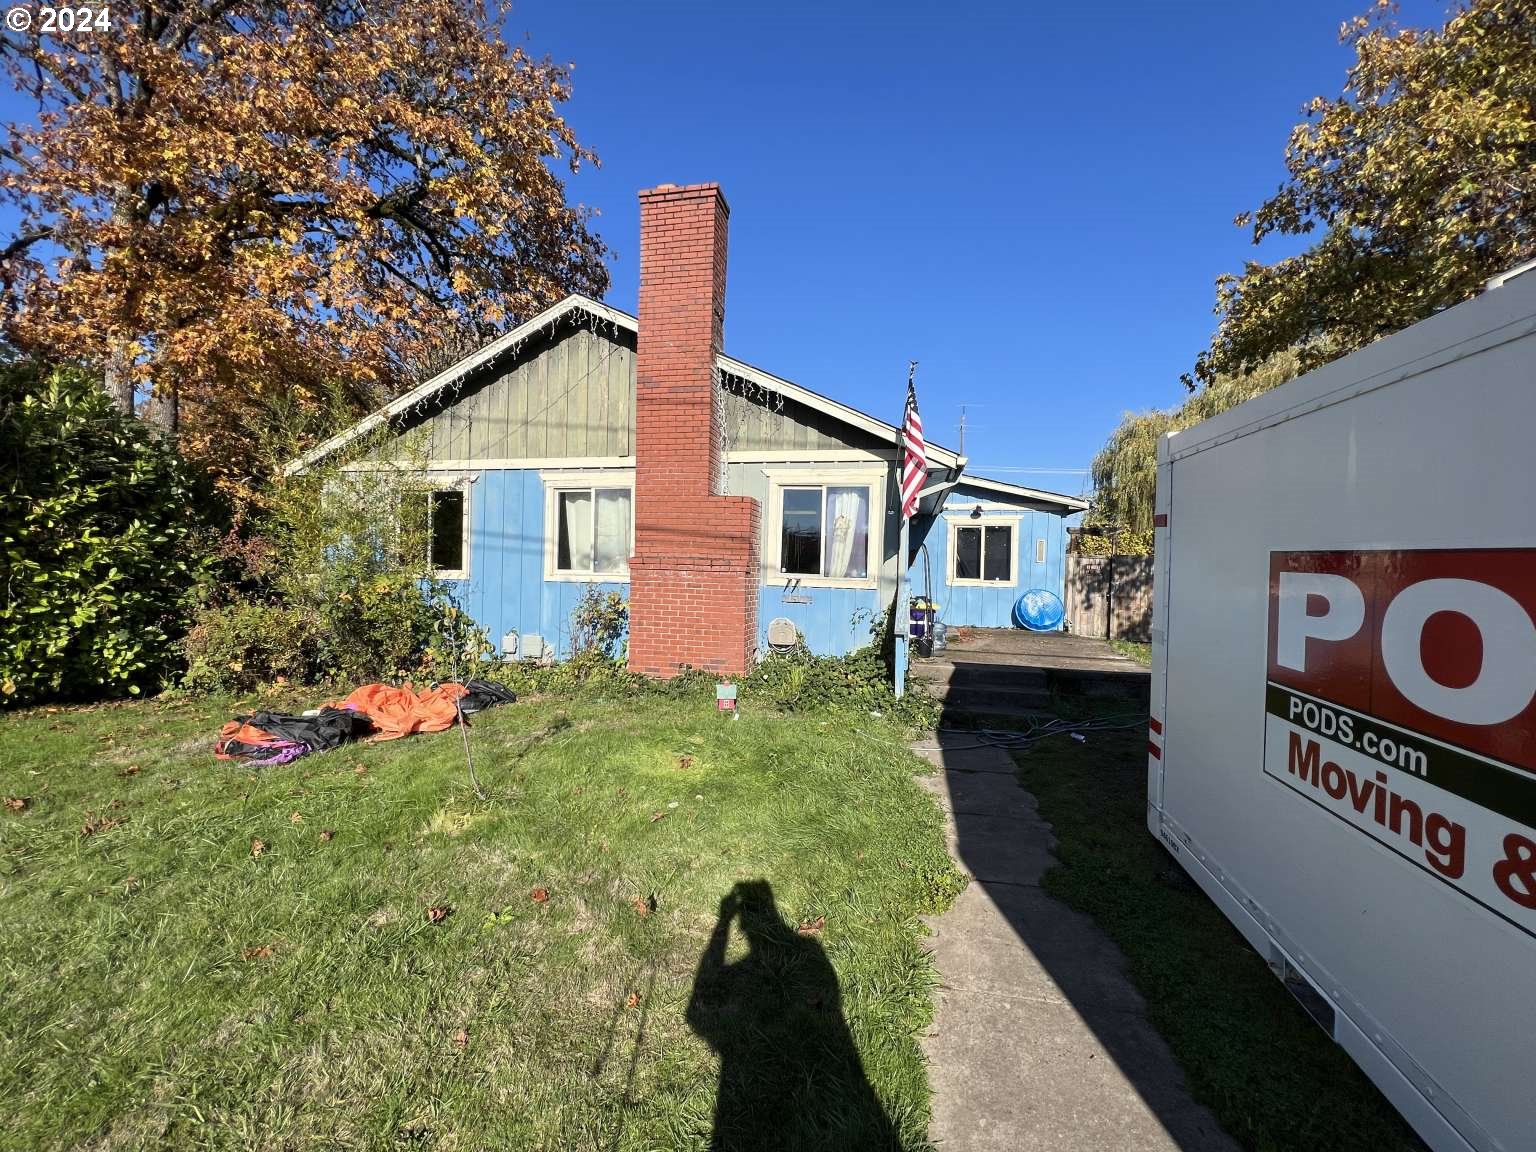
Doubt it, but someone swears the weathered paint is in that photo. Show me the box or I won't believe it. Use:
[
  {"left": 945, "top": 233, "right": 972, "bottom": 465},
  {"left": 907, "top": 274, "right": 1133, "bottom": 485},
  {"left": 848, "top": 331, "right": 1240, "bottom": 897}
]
[
  {"left": 374, "top": 323, "right": 637, "bottom": 464},
  {"left": 721, "top": 377, "right": 891, "bottom": 454},
  {"left": 757, "top": 584, "right": 884, "bottom": 656},
  {"left": 434, "top": 469, "right": 626, "bottom": 658}
]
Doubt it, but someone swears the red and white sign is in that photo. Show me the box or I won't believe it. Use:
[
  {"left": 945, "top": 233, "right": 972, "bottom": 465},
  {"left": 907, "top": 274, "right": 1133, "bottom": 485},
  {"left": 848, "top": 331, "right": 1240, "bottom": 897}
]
[{"left": 1263, "top": 550, "right": 1536, "bottom": 938}]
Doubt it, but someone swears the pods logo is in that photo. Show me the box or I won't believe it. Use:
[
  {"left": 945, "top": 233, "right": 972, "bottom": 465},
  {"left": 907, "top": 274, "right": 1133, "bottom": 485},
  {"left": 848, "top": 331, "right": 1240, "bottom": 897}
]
[{"left": 1267, "top": 550, "right": 1536, "bottom": 773}]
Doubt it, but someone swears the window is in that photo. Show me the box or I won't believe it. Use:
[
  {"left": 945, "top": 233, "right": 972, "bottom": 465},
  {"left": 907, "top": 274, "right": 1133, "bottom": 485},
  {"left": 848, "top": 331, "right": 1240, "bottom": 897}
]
[
  {"left": 401, "top": 485, "right": 468, "bottom": 577},
  {"left": 1035, "top": 537, "right": 1047, "bottom": 565},
  {"left": 778, "top": 483, "right": 872, "bottom": 581},
  {"left": 950, "top": 520, "right": 1015, "bottom": 585},
  {"left": 553, "top": 486, "right": 632, "bottom": 577}
]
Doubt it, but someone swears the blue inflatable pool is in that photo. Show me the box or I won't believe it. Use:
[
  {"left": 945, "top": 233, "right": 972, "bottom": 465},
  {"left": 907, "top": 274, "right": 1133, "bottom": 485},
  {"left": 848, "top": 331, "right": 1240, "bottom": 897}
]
[{"left": 1012, "top": 588, "right": 1065, "bottom": 631}]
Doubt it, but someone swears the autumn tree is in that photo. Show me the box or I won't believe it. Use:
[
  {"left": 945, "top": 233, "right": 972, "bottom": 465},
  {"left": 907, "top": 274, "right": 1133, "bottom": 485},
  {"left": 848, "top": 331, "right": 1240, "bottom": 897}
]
[
  {"left": 0, "top": 0, "right": 608, "bottom": 470},
  {"left": 1191, "top": 0, "right": 1535, "bottom": 387}
]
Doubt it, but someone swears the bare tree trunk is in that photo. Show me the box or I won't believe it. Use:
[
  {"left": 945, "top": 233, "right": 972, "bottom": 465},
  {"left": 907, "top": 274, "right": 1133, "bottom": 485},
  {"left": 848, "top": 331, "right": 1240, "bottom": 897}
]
[
  {"left": 144, "top": 379, "right": 178, "bottom": 436},
  {"left": 103, "top": 340, "right": 135, "bottom": 415}
]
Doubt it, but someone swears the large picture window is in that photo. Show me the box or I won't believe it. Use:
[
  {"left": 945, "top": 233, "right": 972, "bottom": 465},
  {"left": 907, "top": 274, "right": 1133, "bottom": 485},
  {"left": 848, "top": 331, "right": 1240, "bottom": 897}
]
[
  {"left": 778, "top": 483, "right": 872, "bottom": 581},
  {"left": 553, "top": 485, "right": 632, "bottom": 577},
  {"left": 950, "top": 520, "right": 1015, "bottom": 585},
  {"left": 400, "top": 484, "right": 469, "bottom": 578}
]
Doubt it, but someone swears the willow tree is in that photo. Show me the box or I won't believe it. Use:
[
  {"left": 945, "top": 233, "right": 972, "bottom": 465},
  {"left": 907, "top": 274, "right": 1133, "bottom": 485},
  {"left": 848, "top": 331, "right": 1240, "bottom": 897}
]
[
  {"left": 1091, "top": 351, "right": 1301, "bottom": 541},
  {"left": 1191, "top": 0, "right": 1536, "bottom": 388},
  {"left": 0, "top": 0, "right": 608, "bottom": 472}
]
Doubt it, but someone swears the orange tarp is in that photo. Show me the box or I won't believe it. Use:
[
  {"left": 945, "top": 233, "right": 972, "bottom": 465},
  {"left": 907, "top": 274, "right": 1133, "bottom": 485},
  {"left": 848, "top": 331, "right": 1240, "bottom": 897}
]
[{"left": 326, "top": 682, "right": 470, "bottom": 741}]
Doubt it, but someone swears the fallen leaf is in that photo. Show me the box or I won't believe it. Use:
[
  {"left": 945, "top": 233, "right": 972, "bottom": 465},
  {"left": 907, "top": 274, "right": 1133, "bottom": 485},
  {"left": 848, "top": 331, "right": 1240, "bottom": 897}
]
[
  {"left": 250, "top": 838, "right": 267, "bottom": 859},
  {"left": 426, "top": 905, "right": 452, "bottom": 923},
  {"left": 319, "top": 829, "right": 335, "bottom": 842},
  {"left": 530, "top": 887, "right": 549, "bottom": 904},
  {"left": 631, "top": 895, "right": 654, "bottom": 919},
  {"left": 117, "top": 765, "right": 140, "bottom": 778},
  {"left": 677, "top": 755, "right": 693, "bottom": 770},
  {"left": 243, "top": 944, "right": 274, "bottom": 961},
  {"left": 3, "top": 797, "right": 27, "bottom": 811},
  {"left": 625, "top": 991, "right": 640, "bottom": 1010},
  {"left": 452, "top": 1028, "right": 469, "bottom": 1050},
  {"left": 649, "top": 810, "right": 667, "bottom": 823},
  {"left": 289, "top": 810, "right": 303, "bottom": 824},
  {"left": 797, "top": 916, "right": 826, "bottom": 936},
  {"left": 81, "top": 812, "right": 122, "bottom": 837}
]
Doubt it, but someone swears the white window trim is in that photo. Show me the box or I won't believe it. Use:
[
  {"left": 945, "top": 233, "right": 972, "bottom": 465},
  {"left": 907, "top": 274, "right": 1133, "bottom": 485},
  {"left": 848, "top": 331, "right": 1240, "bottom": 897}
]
[
  {"left": 405, "top": 475, "right": 473, "bottom": 581},
  {"left": 948, "top": 516, "right": 1019, "bottom": 587},
  {"left": 541, "top": 469, "right": 636, "bottom": 583},
  {"left": 762, "top": 467, "right": 886, "bottom": 590}
]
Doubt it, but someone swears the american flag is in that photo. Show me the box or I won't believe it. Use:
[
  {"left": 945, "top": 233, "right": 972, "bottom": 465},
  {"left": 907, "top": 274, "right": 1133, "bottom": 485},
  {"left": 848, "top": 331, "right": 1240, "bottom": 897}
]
[{"left": 899, "top": 372, "right": 926, "bottom": 520}]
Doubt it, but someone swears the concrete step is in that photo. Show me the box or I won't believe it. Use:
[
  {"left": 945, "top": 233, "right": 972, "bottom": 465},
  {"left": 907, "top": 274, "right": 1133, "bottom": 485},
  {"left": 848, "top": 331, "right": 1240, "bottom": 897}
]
[
  {"left": 936, "top": 700, "right": 1054, "bottom": 726},
  {"left": 912, "top": 661, "right": 1049, "bottom": 689},
  {"left": 916, "top": 650, "right": 1070, "bottom": 670},
  {"left": 940, "top": 685, "right": 1053, "bottom": 711}
]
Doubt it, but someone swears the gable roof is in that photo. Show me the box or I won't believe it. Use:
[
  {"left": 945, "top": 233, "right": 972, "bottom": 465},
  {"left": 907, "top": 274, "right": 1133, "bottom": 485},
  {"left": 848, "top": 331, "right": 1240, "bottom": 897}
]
[
  {"left": 281, "top": 293, "right": 1085, "bottom": 515},
  {"left": 283, "top": 295, "right": 633, "bottom": 477}
]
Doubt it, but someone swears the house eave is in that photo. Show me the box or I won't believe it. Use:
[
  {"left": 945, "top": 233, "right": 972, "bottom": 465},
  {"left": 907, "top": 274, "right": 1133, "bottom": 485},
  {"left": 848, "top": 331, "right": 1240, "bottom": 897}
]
[{"left": 958, "top": 474, "right": 1089, "bottom": 513}]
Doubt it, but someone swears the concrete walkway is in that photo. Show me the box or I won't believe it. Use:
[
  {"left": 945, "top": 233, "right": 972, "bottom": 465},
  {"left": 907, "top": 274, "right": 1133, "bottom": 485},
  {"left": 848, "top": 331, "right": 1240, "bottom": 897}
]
[{"left": 913, "top": 731, "right": 1238, "bottom": 1152}]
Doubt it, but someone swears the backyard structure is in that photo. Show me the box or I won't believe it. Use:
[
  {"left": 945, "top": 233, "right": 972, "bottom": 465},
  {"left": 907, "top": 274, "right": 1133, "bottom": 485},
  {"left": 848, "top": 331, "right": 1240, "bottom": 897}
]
[{"left": 287, "top": 183, "right": 1085, "bottom": 672}]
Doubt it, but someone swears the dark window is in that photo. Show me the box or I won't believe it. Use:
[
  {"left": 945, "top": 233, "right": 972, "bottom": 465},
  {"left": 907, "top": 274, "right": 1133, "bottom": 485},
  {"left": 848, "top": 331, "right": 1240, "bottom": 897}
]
[
  {"left": 983, "top": 525, "right": 1012, "bottom": 582},
  {"left": 954, "top": 526, "right": 981, "bottom": 580},
  {"left": 780, "top": 488, "right": 822, "bottom": 575},
  {"left": 953, "top": 523, "right": 1013, "bottom": 583},
  {"left": 429, "top": 489, "right": 465, "bottom": 572},
  {"left": 401, "top": 488, "right": 465, "bottom": 573}
]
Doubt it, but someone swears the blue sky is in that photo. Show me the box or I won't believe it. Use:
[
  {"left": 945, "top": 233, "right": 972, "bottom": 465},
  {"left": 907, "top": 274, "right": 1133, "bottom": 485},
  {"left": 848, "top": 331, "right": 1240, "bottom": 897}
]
[
  {"left": 505, "top": 0, "right": 1446, "bottom": 493},
  {"left": 0, "top": 1, "right": 1448, "bottom": 494}
]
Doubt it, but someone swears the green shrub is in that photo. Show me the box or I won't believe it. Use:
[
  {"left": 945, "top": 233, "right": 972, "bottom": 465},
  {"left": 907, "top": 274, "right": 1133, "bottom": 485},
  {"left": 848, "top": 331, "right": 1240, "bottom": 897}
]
[
  {"left": 181, "top": 599, "right": 326, "bottom": 693},
  {"left": 0, "top": 365, "right": 218, "bottom": 705},
  {"left": 742, "top": 644, "right": 940, "bottom": 729}
]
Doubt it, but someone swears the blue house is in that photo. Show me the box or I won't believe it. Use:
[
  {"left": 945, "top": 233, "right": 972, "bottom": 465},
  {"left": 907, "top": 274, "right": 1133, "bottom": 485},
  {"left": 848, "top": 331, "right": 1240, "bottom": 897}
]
[{"left": 288, "top": 182, "right": 1085, "bottom": 672}]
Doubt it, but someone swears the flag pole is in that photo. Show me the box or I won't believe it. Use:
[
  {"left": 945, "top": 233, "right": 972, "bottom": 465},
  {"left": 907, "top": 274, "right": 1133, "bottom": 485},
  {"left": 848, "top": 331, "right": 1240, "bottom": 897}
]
[{"left": 894, "top": 360, "right": 918, "bottom": 699}]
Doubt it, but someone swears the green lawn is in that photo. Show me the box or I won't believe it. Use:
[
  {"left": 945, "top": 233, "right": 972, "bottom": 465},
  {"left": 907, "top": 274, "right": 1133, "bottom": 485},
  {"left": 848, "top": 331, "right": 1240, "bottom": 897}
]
[
  {"left": 0, "top": 691, "right": 962, "bottom": 1150},
  {"left": 1108, "top": 638, "right": 1151, "bottom": 665},
  {"left": 1013, "top": 708, "right": 1427, "bottom": 1152}
]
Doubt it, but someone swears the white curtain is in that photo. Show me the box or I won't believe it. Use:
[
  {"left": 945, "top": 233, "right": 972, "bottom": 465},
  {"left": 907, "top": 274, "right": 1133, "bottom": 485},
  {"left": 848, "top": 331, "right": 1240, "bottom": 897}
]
[
  {"left": 823, "top": 486, "right": 868, "bottom": 579},
  {"left": 559, "top": 490, "right": 593, "bottom": 571},
  {"left": 594, "top": 488, "right": 631, "bottom": 574}
]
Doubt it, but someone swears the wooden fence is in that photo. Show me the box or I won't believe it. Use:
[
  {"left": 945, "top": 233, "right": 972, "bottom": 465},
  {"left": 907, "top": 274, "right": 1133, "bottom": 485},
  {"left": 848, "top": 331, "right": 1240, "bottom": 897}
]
[{"left": 1064, "top": 555, "right": 1154, "bottom": 642}]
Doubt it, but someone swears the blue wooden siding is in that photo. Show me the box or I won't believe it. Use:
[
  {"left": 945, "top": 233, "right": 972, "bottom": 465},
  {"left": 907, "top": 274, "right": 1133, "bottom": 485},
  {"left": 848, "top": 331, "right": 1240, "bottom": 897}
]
[
  {"left": 917, "top": 495, "right": 1070, "bottom": 630},
  {"left": 436, "top": 469, "right": 626, "bottom": 659},
  {"left": 757, "top": 585, "right": 882, "bottom": 657},
  {"left": 438, "top": 470, "right": 1071, "bottom": 659}
]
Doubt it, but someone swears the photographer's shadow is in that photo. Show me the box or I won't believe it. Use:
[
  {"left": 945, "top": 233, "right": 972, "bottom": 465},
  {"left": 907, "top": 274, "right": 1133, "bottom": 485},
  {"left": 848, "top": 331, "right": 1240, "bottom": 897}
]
[{"left": 685, "top": 880, "right": 900, "bottom": 1151}]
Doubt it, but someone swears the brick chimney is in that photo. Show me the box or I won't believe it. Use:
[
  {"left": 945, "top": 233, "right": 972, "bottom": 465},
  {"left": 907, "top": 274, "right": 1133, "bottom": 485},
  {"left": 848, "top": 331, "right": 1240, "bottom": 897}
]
[{"left": 627, "top": 183, "right": 761, "bottom": 677}]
